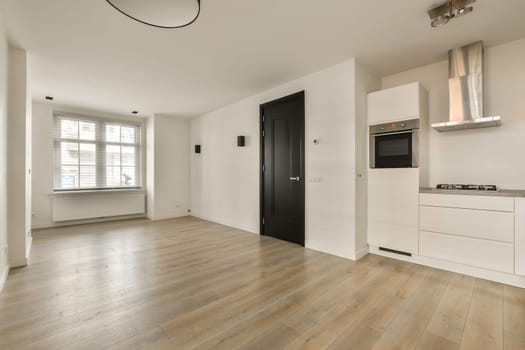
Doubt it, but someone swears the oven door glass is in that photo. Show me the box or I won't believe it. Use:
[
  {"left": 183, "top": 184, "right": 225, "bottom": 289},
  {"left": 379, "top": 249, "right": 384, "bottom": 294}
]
[{"left": 374, "top": 132, "right": 413, "bottom": 168}]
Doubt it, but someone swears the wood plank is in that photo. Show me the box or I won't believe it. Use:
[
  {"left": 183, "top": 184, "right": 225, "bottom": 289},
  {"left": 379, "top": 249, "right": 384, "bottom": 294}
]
[
  {"left": 503, "top": 285, "right": 525, "bottom": 350},
  {"left": 416, "top": 274, "right": 475, "bottom": 349},
  {"left": 324, "top": 264, "right": 428, "bottom": 350},
  {"left": 459, "top": 279, "right": 504, "bottom": 350},
  {"left": 283, "top": 259, "right": 426, "bottom": 350},
  {"left": 370, "top": 268, "right": 453, "bottom": 350}
]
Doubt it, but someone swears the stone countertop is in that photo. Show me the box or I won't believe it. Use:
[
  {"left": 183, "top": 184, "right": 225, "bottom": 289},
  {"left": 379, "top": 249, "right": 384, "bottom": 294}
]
[{"left": 420, "top": 188, "right": 525, "bottom": 198}]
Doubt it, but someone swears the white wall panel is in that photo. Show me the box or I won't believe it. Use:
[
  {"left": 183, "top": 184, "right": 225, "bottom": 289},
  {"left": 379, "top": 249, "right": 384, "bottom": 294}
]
[{"left": 52, "top": 191, "right": 145, "bottom": 222}]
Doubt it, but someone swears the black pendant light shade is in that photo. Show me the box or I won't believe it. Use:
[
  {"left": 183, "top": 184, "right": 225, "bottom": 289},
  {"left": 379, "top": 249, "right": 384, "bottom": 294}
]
[{"left": 106, "top": 0, "right": 201, "bottom": 29}]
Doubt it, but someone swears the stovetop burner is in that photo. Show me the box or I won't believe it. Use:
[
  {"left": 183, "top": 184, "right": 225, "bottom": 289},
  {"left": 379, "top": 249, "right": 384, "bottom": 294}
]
[{"left": 436, "top": 184, "right": 498, "bottom": 191}]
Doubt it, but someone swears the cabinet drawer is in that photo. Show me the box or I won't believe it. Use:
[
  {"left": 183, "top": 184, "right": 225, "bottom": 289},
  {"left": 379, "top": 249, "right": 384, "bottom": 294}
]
[
  {"left": 420, "top": 206, "right": 514, "bottom": 243},
  {"left": 420, "top": 231, "right": 514, "bottom": 273},
  {"left": 420, "top": 193, "right": 514, "bottom": 212}
]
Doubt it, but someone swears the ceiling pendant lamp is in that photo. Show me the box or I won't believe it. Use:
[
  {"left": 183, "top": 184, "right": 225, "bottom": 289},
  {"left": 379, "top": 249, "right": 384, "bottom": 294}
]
[{"left": 106, "top": 0, "right": 200, "bottom": 29}]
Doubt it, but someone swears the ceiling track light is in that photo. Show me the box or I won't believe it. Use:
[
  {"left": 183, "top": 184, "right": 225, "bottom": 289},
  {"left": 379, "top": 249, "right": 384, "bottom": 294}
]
[
  {"left": 106, "top": 0, "right": 201, "bottom": 29},
  {"left": 428, "top": 0, "right": 476, "bottom": 28}
]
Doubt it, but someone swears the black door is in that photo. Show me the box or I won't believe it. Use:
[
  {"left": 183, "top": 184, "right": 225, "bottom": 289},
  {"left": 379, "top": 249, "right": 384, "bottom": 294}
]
[{"left": 260, "top": 91, "right": 305, "bottom": 246}]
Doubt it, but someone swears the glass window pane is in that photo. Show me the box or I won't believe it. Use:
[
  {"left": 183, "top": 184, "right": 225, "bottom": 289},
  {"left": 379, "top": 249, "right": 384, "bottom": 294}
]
[
  {"left": 121, "top": 126, "right": 135, "bottom": 144},
  {"left": 106, "top": 166, "right": 121, "bottom": 187},
  {"left": 61, "top": 166, "right": 78, "bottom": 188},
  {"left": 79, "top": 166, "right": 96, "bottom": 188},
  {"left": 106, "top": 124, "right": 120, "bottom": 143},
  {"left": 121, "top": 146, "right": 135, "bottom": 166},
  {"left": 61, "top": 142, "right": 79, "bottom": 165},
  {"left": 122, "top": 167, "right": 136, "bottom": 187},
  {"left": 106, "top": 145, "right": 121, "bottom": 166},
  {"left": 79, "top": 122, "right": 96, "bottom": 141},
  {"left": 79, "top": 143, "right": 96, "bottom": 165},
  {"left": 61, "top": 119, "right": 78, "bottom": 139}
]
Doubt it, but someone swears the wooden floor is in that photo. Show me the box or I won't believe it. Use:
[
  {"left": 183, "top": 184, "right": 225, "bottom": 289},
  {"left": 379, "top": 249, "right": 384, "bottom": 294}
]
[{"left": 1, "top": 217, "right": 524, "bottom": 350}]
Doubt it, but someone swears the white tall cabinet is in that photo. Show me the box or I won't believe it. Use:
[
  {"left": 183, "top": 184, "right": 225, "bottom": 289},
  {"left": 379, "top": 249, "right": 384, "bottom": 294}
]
[{"left": 367, "top": 82, "right": 428, "bottom": 255}]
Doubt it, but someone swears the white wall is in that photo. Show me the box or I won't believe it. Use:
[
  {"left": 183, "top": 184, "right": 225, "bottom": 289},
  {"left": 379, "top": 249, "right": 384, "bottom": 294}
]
[
  {"left": 354, "top": 63, "right": 380, "bottom": 256},
  {"left": 147, "top": 115, "right": 190, "bottom": 220},
  {"left": 190, "top": 59, "right": 379, "bottom": 259},
  {"left": 382, "top": 38, "right": 525, "bottom": 189},
  {"left": 7, "top": 46, "right": 31, "bottom": 267},
  {"left": 31, "top": 101, "right": 147, "bottom": 228},
  {"left": 0, "top": 12, "right": 9, "bottom": 288}
]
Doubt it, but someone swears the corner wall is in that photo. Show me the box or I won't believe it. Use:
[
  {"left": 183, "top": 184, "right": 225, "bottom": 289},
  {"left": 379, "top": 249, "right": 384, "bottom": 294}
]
[
  {"left": 190, "top": 59, "right": 377, "bottom": 259},
  {"left": 147, "top": 115, "right": 190, "bottom": 220},
  {"left": 7, "top": 46, "right": 31, "bottom": 267},
  {"left": 0, "top": 12, "right": 9, "bottom": 289},
  {"left": 354, "top": 62, "right": 380, "bottom": 257}
]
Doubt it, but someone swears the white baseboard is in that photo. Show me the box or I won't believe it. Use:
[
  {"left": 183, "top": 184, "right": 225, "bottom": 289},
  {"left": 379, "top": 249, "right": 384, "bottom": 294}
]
[
  {"left": 147, "top": 213, "right": 190, "bottom": 221},
  {"left": 190, "top": 214, "right": 259, "bottom": 235},
  {"left": 354, "top": 246, "right": 369, "bottom": 260},
  {"left": 369, "top": 245, "right": 525, "bottom": 289},
  {"left": 32, "top": 214, "right": 147, "bottom": 229},
  {"left": 0, "top": 264, "right": 8, "bottom": 293},
  {"left": 9, "top": 256, "right": 28, "bottom": 268},
  {"left": 306, "top": 239, "right": 356, "bottom": 261},
  {"left": 26, "top": 235, "right": 32, "bottom": 261}
]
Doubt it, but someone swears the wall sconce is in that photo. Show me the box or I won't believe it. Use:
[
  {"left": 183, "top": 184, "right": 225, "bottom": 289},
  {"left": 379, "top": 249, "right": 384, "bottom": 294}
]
[
  {"left": 194, "top": 145, "right": 201, "bottom": 154},
  {"left": 237, "top": 136, "right": 246, "bottom": 147}
]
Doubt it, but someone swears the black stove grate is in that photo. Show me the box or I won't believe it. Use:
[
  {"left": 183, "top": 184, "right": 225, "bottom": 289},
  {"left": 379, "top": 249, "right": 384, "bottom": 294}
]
[{"left": 436, "top": 184, "right": 498, "bottom": 191}]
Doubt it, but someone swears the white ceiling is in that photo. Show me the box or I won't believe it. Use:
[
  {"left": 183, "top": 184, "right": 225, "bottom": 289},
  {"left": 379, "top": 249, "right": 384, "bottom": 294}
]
[{"left": 1, "top": 0, "right": 525, "bottom": 118}]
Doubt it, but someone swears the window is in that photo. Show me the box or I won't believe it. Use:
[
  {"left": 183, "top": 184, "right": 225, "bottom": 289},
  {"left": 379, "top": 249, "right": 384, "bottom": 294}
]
[{"left": 54, "top": 114, "right": 142, "bottom": 191}]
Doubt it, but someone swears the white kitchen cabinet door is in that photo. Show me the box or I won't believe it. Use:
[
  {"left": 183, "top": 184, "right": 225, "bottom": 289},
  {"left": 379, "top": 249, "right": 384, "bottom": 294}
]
[
  {"left": 420, "top": 193, "right": 514, "bottom": 212},
  {"left": 516, "top": 198, "right": 525, "bottom": 276},
  {"left": 367, "top": 82, "right": 422, "bottom": 125},
  {"left": 368, "top": 168, "right": 419, "bottom": 254},
  {"left": 420, "top": 231, "right": 514, "bottom": 274},
  {"left": 420, "top": 205, "right": 514, "bottom": 243}
]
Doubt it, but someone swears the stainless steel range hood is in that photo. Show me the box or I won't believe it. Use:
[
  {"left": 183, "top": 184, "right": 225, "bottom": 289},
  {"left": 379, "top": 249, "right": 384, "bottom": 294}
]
[{"left": 432, "top": 41, "right": 501, "bottom": 132}]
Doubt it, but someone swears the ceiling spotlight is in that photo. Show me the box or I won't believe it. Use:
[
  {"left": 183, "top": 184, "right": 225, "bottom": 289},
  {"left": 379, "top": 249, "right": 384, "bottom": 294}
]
[
  {"left": 131, "top": 111, "right": 139, "bottom": 115},
  {"left": 452, "top": 6, "right": 474, "bottom": 17},
  {"left": 428, "top": 0, "right": 475, "bottom": 28},
  {"left": 431, "top": 15, "right": 450, "bottom": 28},
  {"left": 45, "top": 96, "right": 54, "bottom": 101},
  {"left": 106, "top": 0, "right": 200, "bottom": 29}
]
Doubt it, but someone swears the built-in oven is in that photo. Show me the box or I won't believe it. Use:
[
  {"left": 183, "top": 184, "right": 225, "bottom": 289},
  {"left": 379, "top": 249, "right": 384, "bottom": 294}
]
[{"left": 369, "top": 119, "right": 419, "bottom": 169}]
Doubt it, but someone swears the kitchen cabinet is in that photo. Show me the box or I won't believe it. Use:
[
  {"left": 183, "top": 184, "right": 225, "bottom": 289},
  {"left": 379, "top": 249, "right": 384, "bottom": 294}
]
[
  {"left": 420, "top": 231, "right": 514, "bottom": 274},
  {"left": 420, "top": 205, "right": 514, "bottom": 243},
  {"left": 419, "top": 193, "right": 516, "bottom": 274},
  {"left": 368, "top": 168, "right": 419, "bottom": 254},
  {"left": 367, "top": 82, "right": 425, "bottom": 125},
  {"left": 516, "top": 198, "right": 525, "bottom": 276}
]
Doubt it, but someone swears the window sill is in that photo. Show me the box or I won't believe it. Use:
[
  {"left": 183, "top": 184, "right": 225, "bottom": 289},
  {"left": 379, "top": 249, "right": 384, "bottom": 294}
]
[{"left": 49, "top": 188, "right": 145, "bottom": 197}]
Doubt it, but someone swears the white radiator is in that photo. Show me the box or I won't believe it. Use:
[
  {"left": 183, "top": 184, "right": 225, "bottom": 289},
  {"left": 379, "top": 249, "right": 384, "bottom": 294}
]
[{"left": 52, "top": 190, "right": 145, "bottom": 222}]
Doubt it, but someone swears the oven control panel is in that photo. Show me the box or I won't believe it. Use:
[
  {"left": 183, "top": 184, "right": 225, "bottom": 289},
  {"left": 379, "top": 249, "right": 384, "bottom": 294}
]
[{"left": 369, "top": 119, "right": 420, "bottom": 135}]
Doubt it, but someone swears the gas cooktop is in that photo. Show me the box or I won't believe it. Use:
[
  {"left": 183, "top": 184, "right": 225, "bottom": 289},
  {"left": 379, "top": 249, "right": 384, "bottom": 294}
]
[{"left": 436, "top": 184, "right": 498, "bottom": 191}]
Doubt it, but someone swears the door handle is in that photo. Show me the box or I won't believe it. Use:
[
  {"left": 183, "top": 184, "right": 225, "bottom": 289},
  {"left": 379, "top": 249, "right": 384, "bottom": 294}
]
[{"left": 289, "top": 177, "right": 301, "bottom": 181}]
